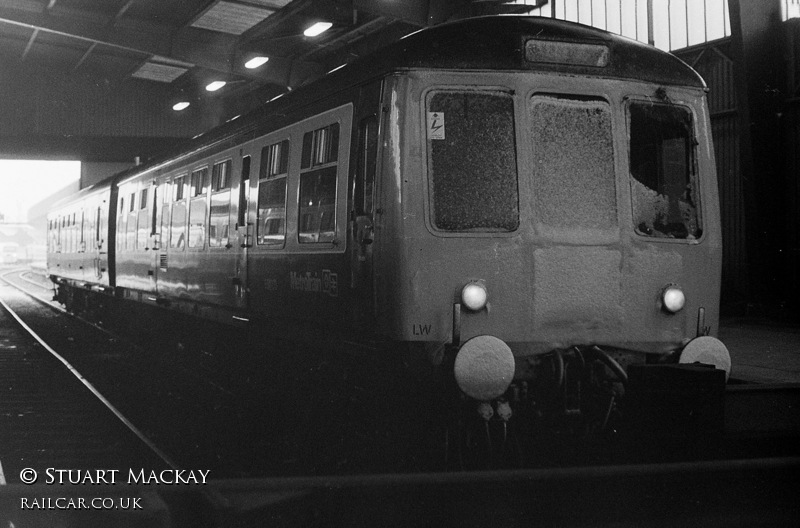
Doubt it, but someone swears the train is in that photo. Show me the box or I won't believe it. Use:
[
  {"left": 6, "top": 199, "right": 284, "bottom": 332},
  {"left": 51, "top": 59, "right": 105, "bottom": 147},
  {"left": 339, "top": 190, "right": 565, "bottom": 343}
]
[{"left": 47, "top": 16, "right": 731, "bottom": 467}]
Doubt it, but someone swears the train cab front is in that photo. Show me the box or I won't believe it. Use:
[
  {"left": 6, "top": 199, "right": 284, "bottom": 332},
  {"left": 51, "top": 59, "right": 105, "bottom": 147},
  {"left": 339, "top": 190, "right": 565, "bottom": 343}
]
[{"left": 377, "top": 25, "right": 735, "bottom": 466}]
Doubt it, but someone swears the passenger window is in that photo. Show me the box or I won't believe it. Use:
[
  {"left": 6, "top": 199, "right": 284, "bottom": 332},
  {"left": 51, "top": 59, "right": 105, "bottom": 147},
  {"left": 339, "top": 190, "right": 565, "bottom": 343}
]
[
  {"left": 190, "top": 168, "right": 208, "bottom": 197},
  {"left": 173, "top": 176, "right": 186, "bottom": 201},
  {"left": 628, "top": 102, "right": 701, "bottom": 239},
  {"left": 258, "top": 140, "right": 288, "bottom": 246},
  {"left": 209, "top": 160, "right": 232, "bottom": 247},
  {"left": 211, "top": 160, "right": 231, "bottom": 191},
  {"left": 189, "top": 167, "right": 208, "bottom": 248},
  {"left": 299, "top": 124, "right": 339, "bottom": 243},
  {"left": 170, "top": 175, "right": 187, "bottom": 250},
  {"left": 529, "top": 95, "right": 617, "bottom": 229},
  {"left": 426, "top": 91, "right": 519, "bottom": 232}
]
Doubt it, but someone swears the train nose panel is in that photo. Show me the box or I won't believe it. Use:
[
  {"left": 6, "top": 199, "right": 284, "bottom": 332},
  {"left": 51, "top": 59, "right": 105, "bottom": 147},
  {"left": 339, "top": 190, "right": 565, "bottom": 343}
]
[{"left": 454, "top": 335, "right": 515, "bottom": 400}]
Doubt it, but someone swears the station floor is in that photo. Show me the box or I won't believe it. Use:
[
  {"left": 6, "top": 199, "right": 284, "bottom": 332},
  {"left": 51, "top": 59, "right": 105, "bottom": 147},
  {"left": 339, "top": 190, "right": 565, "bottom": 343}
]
[{"left": 719, "top": 316, "right": 800, "bottom": 383}]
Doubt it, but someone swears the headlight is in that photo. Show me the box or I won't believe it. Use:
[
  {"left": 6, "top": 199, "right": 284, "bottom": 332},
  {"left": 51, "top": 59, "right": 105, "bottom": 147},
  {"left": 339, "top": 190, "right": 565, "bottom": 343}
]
[
  {"left": 461, "top": 281, "right": 487, "bottom": 311},
  {"left": 454, "top": 335, "right": 515, "bottom": 400},
  {"left": 662, "top": 285, "right": 685, "bottom": 313}
]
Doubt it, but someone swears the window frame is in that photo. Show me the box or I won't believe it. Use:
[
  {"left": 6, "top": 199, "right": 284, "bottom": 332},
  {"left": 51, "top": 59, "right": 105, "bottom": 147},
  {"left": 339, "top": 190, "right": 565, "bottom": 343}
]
[
  {"left": 209, "top": 159, "right": 233, "bottom": 249},
  {"left": 421, "top": 85, "right": 521, "bottom": 238},
  {"left": 257, "top": 139, "right": 290, "bottom": 248},
  {"left": 624, "top": 96, "right": 705, "bottom": 243},
  {"left": 298, "top": 123, "right": 340, "bottom": 244},
  {"left": 188, "top": 166, "right": 209, "bottom": 250}
]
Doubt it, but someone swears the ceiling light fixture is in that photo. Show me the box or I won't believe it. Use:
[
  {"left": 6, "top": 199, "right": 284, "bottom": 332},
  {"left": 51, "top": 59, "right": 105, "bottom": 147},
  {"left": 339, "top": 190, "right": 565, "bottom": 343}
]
[
  {"left": 303, "top": 21, "right": 332, "bottom": 37},
  {"left": 206, "top": 81, "right": 227, "bottom": 92},
  {"left": 172, "top": 101, "right": 190, "bottom": 111},
  {"left": 245, "top": 56, "right": 269, "bottom": 69}
]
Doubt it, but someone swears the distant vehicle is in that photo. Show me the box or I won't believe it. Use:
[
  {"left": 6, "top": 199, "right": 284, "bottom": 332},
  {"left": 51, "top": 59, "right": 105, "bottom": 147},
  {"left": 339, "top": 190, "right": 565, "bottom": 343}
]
[
  {"left": 46, "top": 16, "right": 731, "bottom": 466},
  {"left": 1, "top": 243, "right": 19, "bottom": 264}
]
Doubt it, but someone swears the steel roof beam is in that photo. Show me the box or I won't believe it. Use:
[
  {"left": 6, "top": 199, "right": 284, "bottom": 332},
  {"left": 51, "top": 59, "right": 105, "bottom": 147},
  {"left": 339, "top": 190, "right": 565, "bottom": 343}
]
[
  {"left": 21, "top": 27, "right": 38, "bottom": 61},
  {"left": 0, "top": 9, "right": 322, "bottom": 88}
]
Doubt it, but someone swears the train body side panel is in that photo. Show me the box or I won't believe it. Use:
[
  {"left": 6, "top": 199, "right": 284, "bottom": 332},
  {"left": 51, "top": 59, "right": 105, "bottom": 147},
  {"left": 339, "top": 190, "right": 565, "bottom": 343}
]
[{"left": 47, "top": 184, "right": 112, "bottom": 289}]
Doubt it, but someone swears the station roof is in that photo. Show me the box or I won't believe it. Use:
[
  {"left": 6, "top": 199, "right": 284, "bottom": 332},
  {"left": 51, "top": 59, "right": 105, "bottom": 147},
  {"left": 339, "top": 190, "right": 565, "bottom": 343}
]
[{"left": 0, "top": 1, "right": 531, "bottom": 151}]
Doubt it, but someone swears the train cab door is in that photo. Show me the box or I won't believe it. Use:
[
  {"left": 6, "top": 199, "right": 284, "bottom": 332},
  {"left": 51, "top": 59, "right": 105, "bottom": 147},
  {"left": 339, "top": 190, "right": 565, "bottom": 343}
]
[
  {"left": 349, "top": 82, "right": 382, "bottom": 326},
  {"left": 234, "top": 152, "right": 252, "bottom": 310}
]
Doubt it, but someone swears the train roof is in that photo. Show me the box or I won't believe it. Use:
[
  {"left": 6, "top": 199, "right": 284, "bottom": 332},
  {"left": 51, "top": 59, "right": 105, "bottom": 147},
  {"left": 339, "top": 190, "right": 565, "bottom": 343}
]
[
  {"left": 95, "top": 16, "right": 706, "bottom": 191},
  {"left": 363, "top": 16, "right": 706, "bottom": 89},
  {"left": 48, "top": 177, "right": 113, "bottom": 215}
]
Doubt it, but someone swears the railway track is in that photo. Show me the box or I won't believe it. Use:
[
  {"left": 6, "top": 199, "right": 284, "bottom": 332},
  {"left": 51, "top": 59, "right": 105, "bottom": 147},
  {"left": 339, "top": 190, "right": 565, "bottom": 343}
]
[
  {"left": 0, "top": 267, "right": 345, "bottom": 478},
  {"left": 0, "top": 269, "right": 178, "bottom": 467},
  {"left": 0, "top": 268, "right": 256, "bottom": 477}
]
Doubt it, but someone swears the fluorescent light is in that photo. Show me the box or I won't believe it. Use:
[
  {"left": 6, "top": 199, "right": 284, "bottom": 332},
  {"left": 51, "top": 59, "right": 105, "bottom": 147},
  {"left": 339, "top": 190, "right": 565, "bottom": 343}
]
[
  {"left": 304, "top": 21, "right": 332, "bottom": 37},
  {"left": 245, "top": 56, "right": 269, "bottom": 69},
  {"left": 205, "top": 81, "right": 226, "bottom": 92},
  {"left": 172, "top": 101, "right": 190, "bottom": 111}
]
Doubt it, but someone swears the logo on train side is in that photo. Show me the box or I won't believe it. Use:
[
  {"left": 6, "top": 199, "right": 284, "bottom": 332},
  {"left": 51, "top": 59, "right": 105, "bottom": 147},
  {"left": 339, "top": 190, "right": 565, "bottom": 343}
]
[{"left": 289, "top": 270, "right": 338, "bottom": 297}]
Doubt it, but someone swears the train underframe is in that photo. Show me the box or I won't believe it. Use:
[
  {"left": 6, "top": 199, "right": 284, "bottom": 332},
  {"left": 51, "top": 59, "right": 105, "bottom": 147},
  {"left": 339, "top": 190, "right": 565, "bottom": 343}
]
[
  {"left": 50, "top": 279, "right": 730, "bottom": 471},
  {"left": 430, "top": 341, "right": 729, "bottom": 470}
]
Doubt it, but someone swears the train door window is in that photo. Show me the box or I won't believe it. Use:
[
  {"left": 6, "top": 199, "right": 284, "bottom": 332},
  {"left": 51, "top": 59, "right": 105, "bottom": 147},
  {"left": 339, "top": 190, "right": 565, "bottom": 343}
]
[
  {"left": 117, "top": 196, "right": 125, "bottom": 252},
  {"left": 425, "top": 90, "right": 519, "bottom": 232},
  {"left": 170, "top": 175, "right": 187, "bottom": 250},
  {"left": 209, "top": 159, "right": 232, "bottom": 247},
  {"left": 64, "top": 215, "right": 70, "bottom": 253},
  {"left": 237, "top": 155, "right": 251, "bottom": 228},
  {"left": 95, "top": 207, "right": 102, "bottom": 249},
  {"left": 628, "top": 101, "right": 702, "bottom": 239},
  {"left": 529, "top": 95, "right": 617, "bottom": 229},
  {"left": 127, "top": 191, "right": 137, "bottom": 251},
  {"left": 80, "top": 210, "right": 85, "bottom": 251},
  {"left": 189, "top": 167, "right": 208, "bottom": 248},
  {"left": 157, "top": 180, "right": 170, "bottom": 246},
  {"left": 64, "top": 215, "right": 70, "bottom": 252},
  {"left": 153, "top": 179, "right": 172, "bottom": 245},
  {"left": 355, "top": 116, "right": 377, "bottom": 216},
  {"left": 71, "top": 213, "right": 76, "bottom": 252},
  {"left": 258, "top": 140, "right": 289, "bottom": 245},
  {"left": 299, "top": 124, "right": 338, "bottom": 243},
  {"left": 137, "top": 188, "right": 150, "bottom": 250}
]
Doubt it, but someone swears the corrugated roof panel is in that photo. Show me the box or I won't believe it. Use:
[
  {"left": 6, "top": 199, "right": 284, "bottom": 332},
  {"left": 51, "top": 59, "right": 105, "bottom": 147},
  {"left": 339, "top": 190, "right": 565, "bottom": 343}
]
[
  {"left": 191, "top": 1, "right": 275, "bottom": 35},
  {"left": 246, "top": 0, "right": 293, "bottom": 7},
  {"left": 131, "top": 61, "right": 189, "bottom": 83}
]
